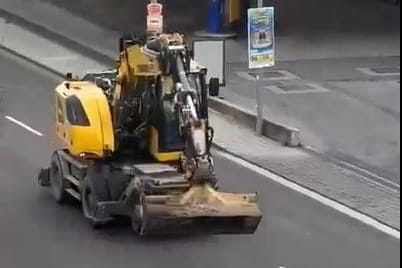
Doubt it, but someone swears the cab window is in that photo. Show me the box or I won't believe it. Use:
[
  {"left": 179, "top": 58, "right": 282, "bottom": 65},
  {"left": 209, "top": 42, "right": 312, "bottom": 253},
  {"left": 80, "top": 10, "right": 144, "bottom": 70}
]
[{"left": 66, "top": 96, "right": 90, "bottom": 126}]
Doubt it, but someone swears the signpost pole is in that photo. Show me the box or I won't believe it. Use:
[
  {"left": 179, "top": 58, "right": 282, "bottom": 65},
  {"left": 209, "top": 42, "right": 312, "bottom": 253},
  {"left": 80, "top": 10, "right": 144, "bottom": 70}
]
[
  {"left": 248, "top": 1, "right": 274, "bottom": 136},
  {"left": 255, "top": 0, "right": 264, "bottom": 136},
  {"left": 256, "top": 71, "right": 263, "bottom": 135}
]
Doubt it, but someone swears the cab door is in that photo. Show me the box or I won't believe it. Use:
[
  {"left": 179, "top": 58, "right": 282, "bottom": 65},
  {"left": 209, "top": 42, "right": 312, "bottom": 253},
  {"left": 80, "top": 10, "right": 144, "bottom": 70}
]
[{"left": 55, "top": 92, "right": 68, "bottom": 145}]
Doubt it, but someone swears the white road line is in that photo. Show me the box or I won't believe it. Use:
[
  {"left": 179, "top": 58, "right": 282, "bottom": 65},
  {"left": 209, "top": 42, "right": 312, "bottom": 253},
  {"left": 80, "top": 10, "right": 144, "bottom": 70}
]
[
  {"left": 216, "top": 150, "right": 401, "bottom": 240},
  {"left": 4, "top": 116, "right": 44, "bottom": 137}
]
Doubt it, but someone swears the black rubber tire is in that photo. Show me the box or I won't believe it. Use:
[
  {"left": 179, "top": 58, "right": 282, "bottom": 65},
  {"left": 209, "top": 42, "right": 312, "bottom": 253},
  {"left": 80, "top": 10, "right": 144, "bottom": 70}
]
[
  {"left": 81, "top": 161, "right": 111, "bottom": 229},
  {"left": 130, "top": 179, "right": 148, "bottom": 236},
  {"left": 131, "top": 197, "right": 144, "bottom": 235},
  {"left": 49, "top": 152, "right": 69, "bottom": 204}
]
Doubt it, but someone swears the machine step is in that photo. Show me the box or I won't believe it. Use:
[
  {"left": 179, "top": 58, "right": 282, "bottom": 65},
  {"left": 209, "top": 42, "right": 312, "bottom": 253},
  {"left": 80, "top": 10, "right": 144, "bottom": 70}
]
[
  {"left": 65, "top": 174, "right": 80, "bottom": 187},
  {"left": 65, "top": 188, "right": 81, "bottom": 201}
]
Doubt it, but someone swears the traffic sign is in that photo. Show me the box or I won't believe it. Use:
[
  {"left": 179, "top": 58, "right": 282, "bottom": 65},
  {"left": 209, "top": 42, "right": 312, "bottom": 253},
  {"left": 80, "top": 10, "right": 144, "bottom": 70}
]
[{"left": 147, "top": 3, "right": 164, "bottom": 33}]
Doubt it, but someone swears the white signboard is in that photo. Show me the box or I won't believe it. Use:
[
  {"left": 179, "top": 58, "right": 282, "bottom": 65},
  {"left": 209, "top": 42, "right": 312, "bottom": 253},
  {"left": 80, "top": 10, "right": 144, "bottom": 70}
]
[
  {"left": 147, "top": 3, "right": 163, "bottom": 33},
  {"left": 248, "top": 7, "right": 275, "bottom": 69}
]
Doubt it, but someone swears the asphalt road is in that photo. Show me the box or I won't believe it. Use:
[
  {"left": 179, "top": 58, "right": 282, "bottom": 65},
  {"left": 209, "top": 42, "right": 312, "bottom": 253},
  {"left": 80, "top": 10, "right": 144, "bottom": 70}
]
[{"left": 0, "top": 49, "right": 400, "bottom": 268}]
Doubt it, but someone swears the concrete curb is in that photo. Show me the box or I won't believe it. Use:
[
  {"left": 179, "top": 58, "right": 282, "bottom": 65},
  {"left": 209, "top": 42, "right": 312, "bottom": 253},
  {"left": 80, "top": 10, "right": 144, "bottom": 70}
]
[
  {"left": 208, "top": 97, "right": 301, "bottom": 147},
  {"left": 0, "top": 7, "right": 301, "bottom": 147}
]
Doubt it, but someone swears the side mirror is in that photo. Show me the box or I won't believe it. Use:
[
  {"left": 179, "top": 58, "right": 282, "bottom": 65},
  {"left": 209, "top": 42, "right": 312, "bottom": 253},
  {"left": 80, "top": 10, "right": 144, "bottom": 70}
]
[
  {"left": 95, "top": 78, "right": 112, "bottom": 90},
  {"left": 209, "top": 78, "right": 220, "bottom": 97}
]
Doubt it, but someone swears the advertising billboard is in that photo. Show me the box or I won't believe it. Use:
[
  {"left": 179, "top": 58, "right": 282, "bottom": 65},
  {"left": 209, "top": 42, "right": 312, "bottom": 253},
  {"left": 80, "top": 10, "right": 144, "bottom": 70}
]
[{"left": 248, "top": 7, "right": 275, "bottom": 69}]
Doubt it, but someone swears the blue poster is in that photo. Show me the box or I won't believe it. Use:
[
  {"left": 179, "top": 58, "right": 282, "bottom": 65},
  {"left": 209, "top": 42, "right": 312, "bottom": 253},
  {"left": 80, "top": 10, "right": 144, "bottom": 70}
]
[{"left": 248, "top": 7, "right": 275, "bottom": 69}]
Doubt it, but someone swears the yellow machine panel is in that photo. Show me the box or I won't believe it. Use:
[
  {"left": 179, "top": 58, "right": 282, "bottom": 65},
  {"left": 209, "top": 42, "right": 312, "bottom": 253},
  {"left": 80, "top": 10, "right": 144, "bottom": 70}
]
[
  {"left": 54, "top": 81, "right": 115, "bottom": 158},
  {"left": 149, "top": 126, "right": 182, "bottom": 162},
  {"left": 116, "top": 43, "right": 162, "bottom": 87},
  {"left": 226, "top": 0, "right": 241, "bottom": 23}
]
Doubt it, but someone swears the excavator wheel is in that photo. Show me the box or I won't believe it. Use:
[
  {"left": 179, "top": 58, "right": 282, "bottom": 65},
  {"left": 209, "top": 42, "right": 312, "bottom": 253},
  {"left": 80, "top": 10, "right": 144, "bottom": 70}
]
[
  {"left": 130, "top": 178, "right": 147, "bottom": 236},
  {"left": 49, "top": 151, "right": 70, "bottom": 204},
  {"left": 131, "top": 192, "right": 146, "bottom": 236},
  {"left": 81, "top": 161, "right": 112, "bottom": 229}
]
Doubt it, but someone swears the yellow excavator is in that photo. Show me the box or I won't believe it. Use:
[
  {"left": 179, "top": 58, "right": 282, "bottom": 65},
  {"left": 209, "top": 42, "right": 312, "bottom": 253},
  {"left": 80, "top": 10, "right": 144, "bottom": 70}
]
[{"left": 37, "top": 31, "right": 262, "bottom": 237}]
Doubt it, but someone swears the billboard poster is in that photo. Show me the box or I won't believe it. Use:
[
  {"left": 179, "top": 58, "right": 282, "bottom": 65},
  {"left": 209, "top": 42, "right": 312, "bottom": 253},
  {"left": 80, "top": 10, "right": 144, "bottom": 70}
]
[{"left": 248, "top": 7, "right": 275, "bottom": 69}]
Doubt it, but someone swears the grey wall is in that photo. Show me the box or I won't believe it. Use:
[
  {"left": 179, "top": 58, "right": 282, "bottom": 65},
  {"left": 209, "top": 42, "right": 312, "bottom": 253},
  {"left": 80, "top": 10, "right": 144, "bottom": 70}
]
[
  {"left": 44, "top": 0, "right": 209, "bottom": 33},
  {"left": 45, "top": 0, "right": 399, "bottom": 37},
  {"left": 261, "top": 0, "right": 400, "bottom": 35}
]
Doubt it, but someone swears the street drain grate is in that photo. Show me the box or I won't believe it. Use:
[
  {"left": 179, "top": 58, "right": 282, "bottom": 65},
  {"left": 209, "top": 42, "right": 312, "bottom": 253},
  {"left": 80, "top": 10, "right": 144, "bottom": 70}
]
[
  {"left": 356, "top": 67, "right": 400, "bottom": 76},
  {"left": 371, "top": 67, "right": 400, "bottom": 74},
  {"left": 277, "top": 84, "right": 316, "bottom": 92},
  {"left": 266, "top": 83, "right": 330, "bottom": 94},
  {"left": 236, "top": 70, "right": 301, "bottom": 81}
]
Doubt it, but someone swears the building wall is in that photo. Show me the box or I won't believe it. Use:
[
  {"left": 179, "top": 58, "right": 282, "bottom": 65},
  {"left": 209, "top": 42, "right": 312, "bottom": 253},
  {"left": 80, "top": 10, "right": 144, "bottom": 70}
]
[
  {"left": 44, "top": 0, "right": 399, "bottom": 37},
  {"left": 244, "top": 0, "right": 400, "bottom": 36},
  {"left": 44, "top": 0, "right": 209, "bottom": 34}
]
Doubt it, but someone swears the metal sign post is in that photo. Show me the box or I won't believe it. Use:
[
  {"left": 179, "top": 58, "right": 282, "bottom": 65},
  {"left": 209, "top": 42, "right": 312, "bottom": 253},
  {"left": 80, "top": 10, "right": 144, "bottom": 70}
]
[
  {"left": 247, "top": 4, "right": 275, "bottom": 136},
  {"left": 255, "top": 71, "right": 263, "bottom": 135}
]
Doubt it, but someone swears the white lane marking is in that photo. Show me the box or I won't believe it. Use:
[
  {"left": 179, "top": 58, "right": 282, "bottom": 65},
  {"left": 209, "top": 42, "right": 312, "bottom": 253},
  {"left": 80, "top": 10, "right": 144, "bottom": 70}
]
[
  {"left": 4, "top": 116, "right": 44, "bottom": 137},
  {"left": 216, "top": 150, "right": 401, "bottom": 240}
]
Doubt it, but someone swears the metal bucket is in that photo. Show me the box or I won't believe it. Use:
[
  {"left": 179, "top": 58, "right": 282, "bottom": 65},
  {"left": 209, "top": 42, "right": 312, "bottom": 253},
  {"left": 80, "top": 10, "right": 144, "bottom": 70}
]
[{"left": 135, "top": 184, "right": 263, "bottom": 237}]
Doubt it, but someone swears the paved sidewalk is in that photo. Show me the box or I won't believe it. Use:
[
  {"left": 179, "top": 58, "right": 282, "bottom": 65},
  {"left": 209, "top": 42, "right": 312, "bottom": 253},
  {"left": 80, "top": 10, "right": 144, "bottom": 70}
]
[
  {"left": 222, "top": 60, "right": 401, "bottom": 182},
  {"left": 0, "top": 15, "right": 399, "bottom": 230}
]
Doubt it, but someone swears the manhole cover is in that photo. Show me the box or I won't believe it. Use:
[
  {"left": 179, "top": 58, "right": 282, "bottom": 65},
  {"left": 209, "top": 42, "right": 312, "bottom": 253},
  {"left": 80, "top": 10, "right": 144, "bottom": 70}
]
[
  {"left": 357, "top": 67, "right": 400, "bottom": 76},
  {"left": 277, "top": 84, "right": 316, "bottom": 92},
  {"left": 248, "top": 71, "right": 286, "bottom": 79},
  {"left": 370, "top": 67, "right": 400, "bottom": 74},
  {"left": 236, "top": 70, "right": 301, "bottom": 81},
  {"left": 266, "top": 83, "right": 330, "bottom": 94}
]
